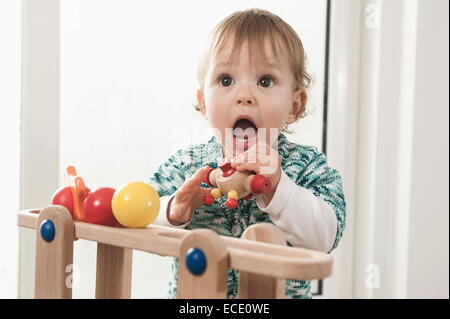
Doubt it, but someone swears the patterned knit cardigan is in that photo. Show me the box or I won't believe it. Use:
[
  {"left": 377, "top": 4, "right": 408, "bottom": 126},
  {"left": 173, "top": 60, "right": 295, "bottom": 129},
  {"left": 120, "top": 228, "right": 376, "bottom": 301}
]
[{"left": 149, "top": 133, "right": 346, "bottom": 298}]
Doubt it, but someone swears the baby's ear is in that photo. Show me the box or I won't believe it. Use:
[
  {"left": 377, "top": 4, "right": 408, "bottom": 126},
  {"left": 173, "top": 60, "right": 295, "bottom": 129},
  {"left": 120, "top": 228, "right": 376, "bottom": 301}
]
[
  {"left": 196, "top": 89, "right": 208, "bottom": 120},
  {"left": 287, "top": 88, "right": 307, "bottom": 124}
]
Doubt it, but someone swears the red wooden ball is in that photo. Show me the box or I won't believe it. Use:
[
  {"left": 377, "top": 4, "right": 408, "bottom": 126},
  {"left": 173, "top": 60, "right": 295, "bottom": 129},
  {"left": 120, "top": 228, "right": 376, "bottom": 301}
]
[
  {"left": 52, "top": 186, "right": 91, "bottom": 218},
  {"left": 84, "top": 187, "right": 118, "bottom": 226}
]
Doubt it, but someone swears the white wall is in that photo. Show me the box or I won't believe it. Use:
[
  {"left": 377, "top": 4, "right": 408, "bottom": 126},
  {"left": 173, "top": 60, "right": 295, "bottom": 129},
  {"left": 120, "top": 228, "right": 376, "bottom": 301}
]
[
  {"left": 336, "top": 0, "right": 449, "bottom": 299},
  {"left": 406, "top": 0, "right": 449, "bottom": 299},
  {"left": 0, "top": 0, "right": 21, "bottom": 298},
  {"left": 19, "top": 0, "right": 61, "bottom": 299}
]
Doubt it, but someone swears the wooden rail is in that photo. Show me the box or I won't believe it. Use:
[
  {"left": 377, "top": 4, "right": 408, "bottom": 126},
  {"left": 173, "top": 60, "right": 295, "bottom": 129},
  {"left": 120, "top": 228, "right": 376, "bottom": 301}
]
[{"left": 18, "top": 206, "right": 333, "bottom": 298}]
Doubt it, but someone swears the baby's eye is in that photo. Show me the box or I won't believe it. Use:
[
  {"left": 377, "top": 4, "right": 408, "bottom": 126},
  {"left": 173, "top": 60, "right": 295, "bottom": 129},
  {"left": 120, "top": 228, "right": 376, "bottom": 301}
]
[
  {"left": 258, "top": 75, "right": 275, "bottom": 88},
  {"left": 218, "top": 74, "right": 233, "bottom": 87}
]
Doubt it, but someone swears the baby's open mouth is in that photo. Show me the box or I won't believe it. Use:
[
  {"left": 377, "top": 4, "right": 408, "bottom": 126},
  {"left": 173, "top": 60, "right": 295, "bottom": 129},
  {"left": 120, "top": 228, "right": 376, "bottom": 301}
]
[{"left": 232, "top": 118, "right": 258, "bottom": 140}]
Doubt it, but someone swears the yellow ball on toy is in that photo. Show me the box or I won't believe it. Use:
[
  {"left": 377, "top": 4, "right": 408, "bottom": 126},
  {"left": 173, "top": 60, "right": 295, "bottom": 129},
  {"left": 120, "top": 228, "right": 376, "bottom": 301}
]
[
  {"left": 211, "top": 188, "right": 222, "bottom": 199},
  {"left": 111, "top": 182, "right": 160, "bottom": 228},
  {"left": 227, "top": 190, "right": 239, "bottom": 200}
]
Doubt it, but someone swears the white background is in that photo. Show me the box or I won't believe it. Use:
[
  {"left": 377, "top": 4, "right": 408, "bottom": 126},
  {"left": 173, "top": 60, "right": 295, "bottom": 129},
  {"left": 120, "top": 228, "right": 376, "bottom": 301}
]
[{"left": 0, "top": 0, "right": 21, "bottom": 299}]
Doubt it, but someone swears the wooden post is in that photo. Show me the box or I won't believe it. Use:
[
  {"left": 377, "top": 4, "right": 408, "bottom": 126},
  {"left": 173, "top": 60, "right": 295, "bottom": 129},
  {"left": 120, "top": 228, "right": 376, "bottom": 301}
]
[
  {"left": 178, "top": 229, "right": 228, "bottom": 298},
  {"left": 95, "top": 244, "right": 133, "bottom": 299},
  {"left": 35, "top": 205, "right": 74, "bottom": 299},
  {"left": 238, "top": 223, "right": 287, "bottom": 299}
]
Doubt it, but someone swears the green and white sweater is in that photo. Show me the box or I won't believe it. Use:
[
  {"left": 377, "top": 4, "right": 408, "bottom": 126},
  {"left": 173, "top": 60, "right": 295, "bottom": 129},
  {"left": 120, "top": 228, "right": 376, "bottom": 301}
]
[{"left": 149, "top": 133, "right": 346, "bottom": 298}]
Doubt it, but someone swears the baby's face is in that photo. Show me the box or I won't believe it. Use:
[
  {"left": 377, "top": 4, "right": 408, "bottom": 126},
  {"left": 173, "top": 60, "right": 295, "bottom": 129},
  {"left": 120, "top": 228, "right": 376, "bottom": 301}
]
[{"left": 198, "top": 38, "right": 303, "bottom": 158}]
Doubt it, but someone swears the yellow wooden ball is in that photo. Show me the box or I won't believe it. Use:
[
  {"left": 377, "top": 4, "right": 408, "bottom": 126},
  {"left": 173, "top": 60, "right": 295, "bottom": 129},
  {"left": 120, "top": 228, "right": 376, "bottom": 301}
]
[
  {"left": 227, "top": 190, "right": 239, "bottom": 200},
  {"left": 112, "top": 182, "right": 160, "bottom": 228},
  {"left": 211, "top": 188, "right": 222, "bottom": 199}
]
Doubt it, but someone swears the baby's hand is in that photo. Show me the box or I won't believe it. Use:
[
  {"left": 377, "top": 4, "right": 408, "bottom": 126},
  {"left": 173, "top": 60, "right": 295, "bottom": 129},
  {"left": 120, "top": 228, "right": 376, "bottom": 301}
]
[
  {"left": 167, "top": 166, "right": 212, "bottom": 226},
  {"left": 230, "top": 141, "right": 281, "bottom": 203}
]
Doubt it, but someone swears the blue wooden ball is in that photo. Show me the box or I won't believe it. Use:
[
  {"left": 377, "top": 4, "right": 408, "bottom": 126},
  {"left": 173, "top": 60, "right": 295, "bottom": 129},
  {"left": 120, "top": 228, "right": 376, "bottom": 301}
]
[
  {"left": 40, "top": 219, "right": 55, "bottom": 243},
  {"left": 185, "top": 247, "right": 206, "bottom": 276}
]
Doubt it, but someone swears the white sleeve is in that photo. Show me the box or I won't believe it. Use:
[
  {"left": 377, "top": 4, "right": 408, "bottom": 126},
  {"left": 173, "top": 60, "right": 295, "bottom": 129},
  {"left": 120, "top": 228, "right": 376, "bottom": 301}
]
[
  {"left": 255, "top": 170, "right": 337, "bottom": 252},
  {"left": 151, "top": 194, "right": 191, "bottom": 229}
]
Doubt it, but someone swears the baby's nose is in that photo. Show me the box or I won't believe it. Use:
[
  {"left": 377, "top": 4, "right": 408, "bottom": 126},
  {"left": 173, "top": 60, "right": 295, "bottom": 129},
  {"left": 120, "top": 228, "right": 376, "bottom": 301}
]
[
  {"left": 236, "top": 83, "right": 255, "bottom": 106},
  {"left": 237, "top": 97, "right": 253, "bottom": 105}
]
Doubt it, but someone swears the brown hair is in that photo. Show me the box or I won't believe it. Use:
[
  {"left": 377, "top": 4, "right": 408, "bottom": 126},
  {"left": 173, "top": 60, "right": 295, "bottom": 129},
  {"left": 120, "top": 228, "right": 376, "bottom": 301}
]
[{"left": 194, "top": 8, "right": 314, "bottom": 133}]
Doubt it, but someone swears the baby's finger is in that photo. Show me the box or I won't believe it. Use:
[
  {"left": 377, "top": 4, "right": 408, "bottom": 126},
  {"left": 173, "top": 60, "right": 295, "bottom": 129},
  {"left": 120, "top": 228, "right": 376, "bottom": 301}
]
[
  {"left": 232, "top": 152, "right": 249, "bottom": 164},
  {"left": 249, "top": 145, "right": 272, "bottom": 162},
  {"left": 194, "top": 165, "right": 211, "bottom": 181},
  {"left": 169, "top": 204, "right": 182, "bottom": 220},
  {"left": 185, "top": 166, "right": 211, "bottom": 186},
  {"left": 170, "top": 198, "right": 193, "bottom": 221},
  {"left": 231, "top": 154, "right": 245, "bottom": 164},
  {"left": 201, "top": 187, "right": 216, "bottom": 201},
  {"left": 232, "top": 153, "right": 258, "bottom": 166},
  {"left": 234, "top": 162, "right": 260, "bottom": 173},
  {"left": 175, "top": 181, "right": 197, "bottom": 202},
  {"left": 233, "top": 144, "right": 261, "bottom": 163},
  {"left": 176, "top": 166, "right": 211, "bottom": 200}
]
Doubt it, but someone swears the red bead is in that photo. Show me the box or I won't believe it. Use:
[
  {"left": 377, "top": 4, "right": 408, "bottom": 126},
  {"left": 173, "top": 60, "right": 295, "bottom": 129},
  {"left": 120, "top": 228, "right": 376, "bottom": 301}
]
[
  {"left": 226, "top": 198, "right": 237, "bottom": 209},
  {"left": 203, "top": 194, "right": 214, "bottom": 205}
]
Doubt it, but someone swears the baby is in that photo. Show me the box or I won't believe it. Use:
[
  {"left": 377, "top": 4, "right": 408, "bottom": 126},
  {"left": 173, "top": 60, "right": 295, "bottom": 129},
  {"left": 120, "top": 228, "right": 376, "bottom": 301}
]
[{"left": 150, "top": 8, "right": 346, "bottom": 299}]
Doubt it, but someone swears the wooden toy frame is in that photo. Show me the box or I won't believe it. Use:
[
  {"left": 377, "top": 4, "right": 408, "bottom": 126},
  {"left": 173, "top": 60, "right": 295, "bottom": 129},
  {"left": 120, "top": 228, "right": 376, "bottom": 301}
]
[{"left": 17, "top": 206, "right": 332, "bottom": 299}]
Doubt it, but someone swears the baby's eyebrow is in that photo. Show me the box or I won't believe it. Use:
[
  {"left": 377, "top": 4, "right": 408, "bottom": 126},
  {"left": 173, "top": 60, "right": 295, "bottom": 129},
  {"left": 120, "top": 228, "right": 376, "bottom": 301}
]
[
  {"left": 212, "top": 62, "right": 234, "bottom": 69},
  {"left": 259, "top": 61, "right": 282, "bottom": 69},
  {"left": 213, "top": 60, "right": 282, "bottom": 71}
]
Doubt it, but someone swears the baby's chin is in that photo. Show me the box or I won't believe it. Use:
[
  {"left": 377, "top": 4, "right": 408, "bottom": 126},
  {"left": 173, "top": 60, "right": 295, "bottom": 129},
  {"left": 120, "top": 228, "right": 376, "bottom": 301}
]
[{"left": 217, "top": 127, "right": 280, "bottom": 157}]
